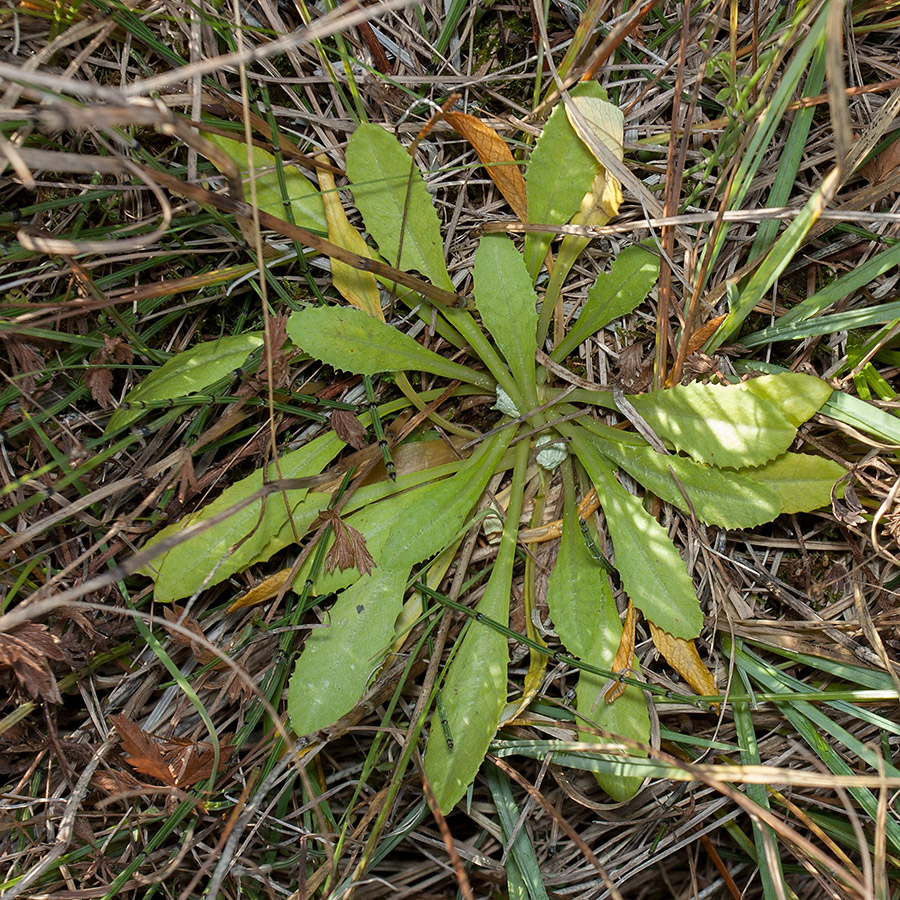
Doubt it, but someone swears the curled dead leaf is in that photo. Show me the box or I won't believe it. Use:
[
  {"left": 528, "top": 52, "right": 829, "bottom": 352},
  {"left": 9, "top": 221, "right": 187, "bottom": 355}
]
[
  {"left": 0, "top": 622, "right": 69, "bottom": 703},
  {"left": 444, "top": 111, "right": 528, "bottom": 220},
  {"left": 649, "top": 622, "right": 717, "bottom": 700}
]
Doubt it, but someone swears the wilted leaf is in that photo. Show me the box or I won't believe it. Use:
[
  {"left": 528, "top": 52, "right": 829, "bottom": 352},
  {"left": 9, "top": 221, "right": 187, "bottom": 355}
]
[
  {"left": 649, "top": 623, "right": 717, "bottom": 698},
  {"left": 0, "top": 622, "right": 69, "bottom": 703},
  {"left": 106, "top": 333, "right": 264, "bottom": 433},
  {"left": 604, "top": 600, "right": 636, "bottom": 703},
  {"left": 444, "top": 111, "right": 527, "bottom": 219},
  {"left": 564, "top": 95, "right": 624, "bottom": 218},
  {"left": 316, "top": 158, "right": 384, "bottom": 320},
  {"left": 346, "top": 123, "right": 455, "bottom": 291},
  {"left": 228, "top": 568, "right": 294, "bottom": 612}
]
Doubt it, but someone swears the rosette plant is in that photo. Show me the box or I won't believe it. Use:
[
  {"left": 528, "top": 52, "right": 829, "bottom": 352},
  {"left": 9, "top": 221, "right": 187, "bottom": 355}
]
[{"left": 140, "top": 84, "right": 844, "bottom": 809}]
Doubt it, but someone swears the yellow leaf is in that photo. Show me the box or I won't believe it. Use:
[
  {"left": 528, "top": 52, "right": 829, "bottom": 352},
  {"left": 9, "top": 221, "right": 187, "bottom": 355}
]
[
  {"left": 604, "top": 599, "right": 636, "bottom": 703},
  {"left": 316, "top": 156, "right": 384, "bottom": 321},
  {"left": 444, "top": 111, "right": 528, "bottom": 220},
  {"left": 565, "top": 96, "right": 624, "bottom": 220},
  {"left": 228, "top": 568, "right": 292, "bottom": 612},
  {"left": 649, "top": 622, "right": 717, "bottom": 699}
]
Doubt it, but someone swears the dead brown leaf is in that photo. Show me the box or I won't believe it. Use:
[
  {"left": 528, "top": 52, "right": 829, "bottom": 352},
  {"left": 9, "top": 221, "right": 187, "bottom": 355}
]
[
  {"left": 85, "top": 365, "right": 114, "bottom": 408},
  {"left": 444, "top": 111, "right": 528, "bottom": 220},
  {"left": 110, "top": 714, "right": 233, "bottom": 789},
  {"left": 0, "top": 621, "right": 70, "bottom": 702},
  {"left": 861, "top": 136, "right": 900, "bottom": 185},
  {"left": 332, "top": 409, "right": 368, "bottom": 449},
  {"left": 649, "top": 623, "right": 717, "bottom": 699},
  {"left": 111, "top": 714, "right": 177, "bottom": 785},
  {"left": 3, "top": 337, "right": 45, "bottom": 398},
  {"left": 162, "top": 606, "right": 219, "bottom": 666},
  {"left": 605, "top": 600, "right": 636, "bottom": 703},
  {"left": 321, "top": 510, "right": 376, "bottom": 575}
]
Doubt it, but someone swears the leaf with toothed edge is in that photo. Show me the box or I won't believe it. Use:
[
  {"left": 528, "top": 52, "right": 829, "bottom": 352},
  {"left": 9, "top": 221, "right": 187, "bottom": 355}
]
[{"left": 286, "top": 305, "right": 492, "bottom": 389}]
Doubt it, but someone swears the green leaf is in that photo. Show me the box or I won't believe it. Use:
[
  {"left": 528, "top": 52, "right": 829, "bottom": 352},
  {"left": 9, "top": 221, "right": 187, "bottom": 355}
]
[
  {"left": 627, "top": 374, "right": 829, "bottom": 469},
  {"left": 473, "top": 234, "right": 538, "bottom": 401},
  {"left": 286, "top": 305, "right": 492, "bottom": 389},
  {"left": 739, "top": 452, "right": 846, "bottom": 514},
  {"left": 578, "top": 676, "right": 650, "bottom": 802},
  {"left": 570, "top": 434, "right": 703, "bottom": 639},
  {"left": 424, "top": 439, "right": 528, "bottom": 813},
  {"left": 545, "top": 488, "right": 617, "bottom": 660},
  {"left": 544, "top": 487, "right": 649, "bottom": 801},
  {"left": 288, "top": 565, "right": 410, "bottom": 736},
  {"left": 205, "top": 133, "right": 326, "bottom": 232},
  {"left": 106, "top": 333, "right": 264, "bottom": 433},
  {"left": 523, "top": 82, "right": 605, "bottom": 279},
  {"left": 592, "top": 438, "right": 783, "bottom": 529},
  {"left": 345, "top": 123, "right": 454, "bottom": 291},
  {"left": 144, "top": 431, "right": 344, "bottom": 602},
  {"left": 740, "top": 373, "right": 833, "bottom": 426},
  {"left": 424, "top": 538, "right": 513, "bottom": 813},
  {"left": 295, "top": 430, "right": 512, "bottom": 596},
  {"left": 551, "top": 245, "right": 660, "bottom": 362}
]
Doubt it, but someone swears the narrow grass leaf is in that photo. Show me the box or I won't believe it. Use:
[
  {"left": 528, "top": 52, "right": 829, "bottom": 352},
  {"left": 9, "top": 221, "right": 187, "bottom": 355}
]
[
  {"left": 286, "top": 305, "right": 492, "bottom": 388},
  {"left": 738, "top": 452, "right": 846, "bottom": 514},
  {"left": 205, "top": 133, "right": 326, "bottom": 232},
  {"left": 570, "top": 433, "right": 702, "bottom": 638},
  {"left": 741, "top": 297, "right": 900, "bottom": 347},
  {"left": 551, "top": 244, "right": 659, "bottom": 362},
  {"left": 730, "top": 638, "right": 900, "bottom": 854},
  {"left": 288, "top": 565, "right": 411, "bottom": 736},
  {"left": 106, "top": 333, "right": 263, "bottom": 433},
  {"left": 144, "top": 432, "right": 343, "bottom": 602},
  {"left": 706, "top": 168, "right": 841, "bottom": 352},
  {"left": 473, "top": 234, "right": 538, "bottom": 400},
  {"left": 346, "top": 123, "right": 454, "bottom": 291},
  {"left": 483, "top": 765, "right": 550, "bottom": 900}
]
